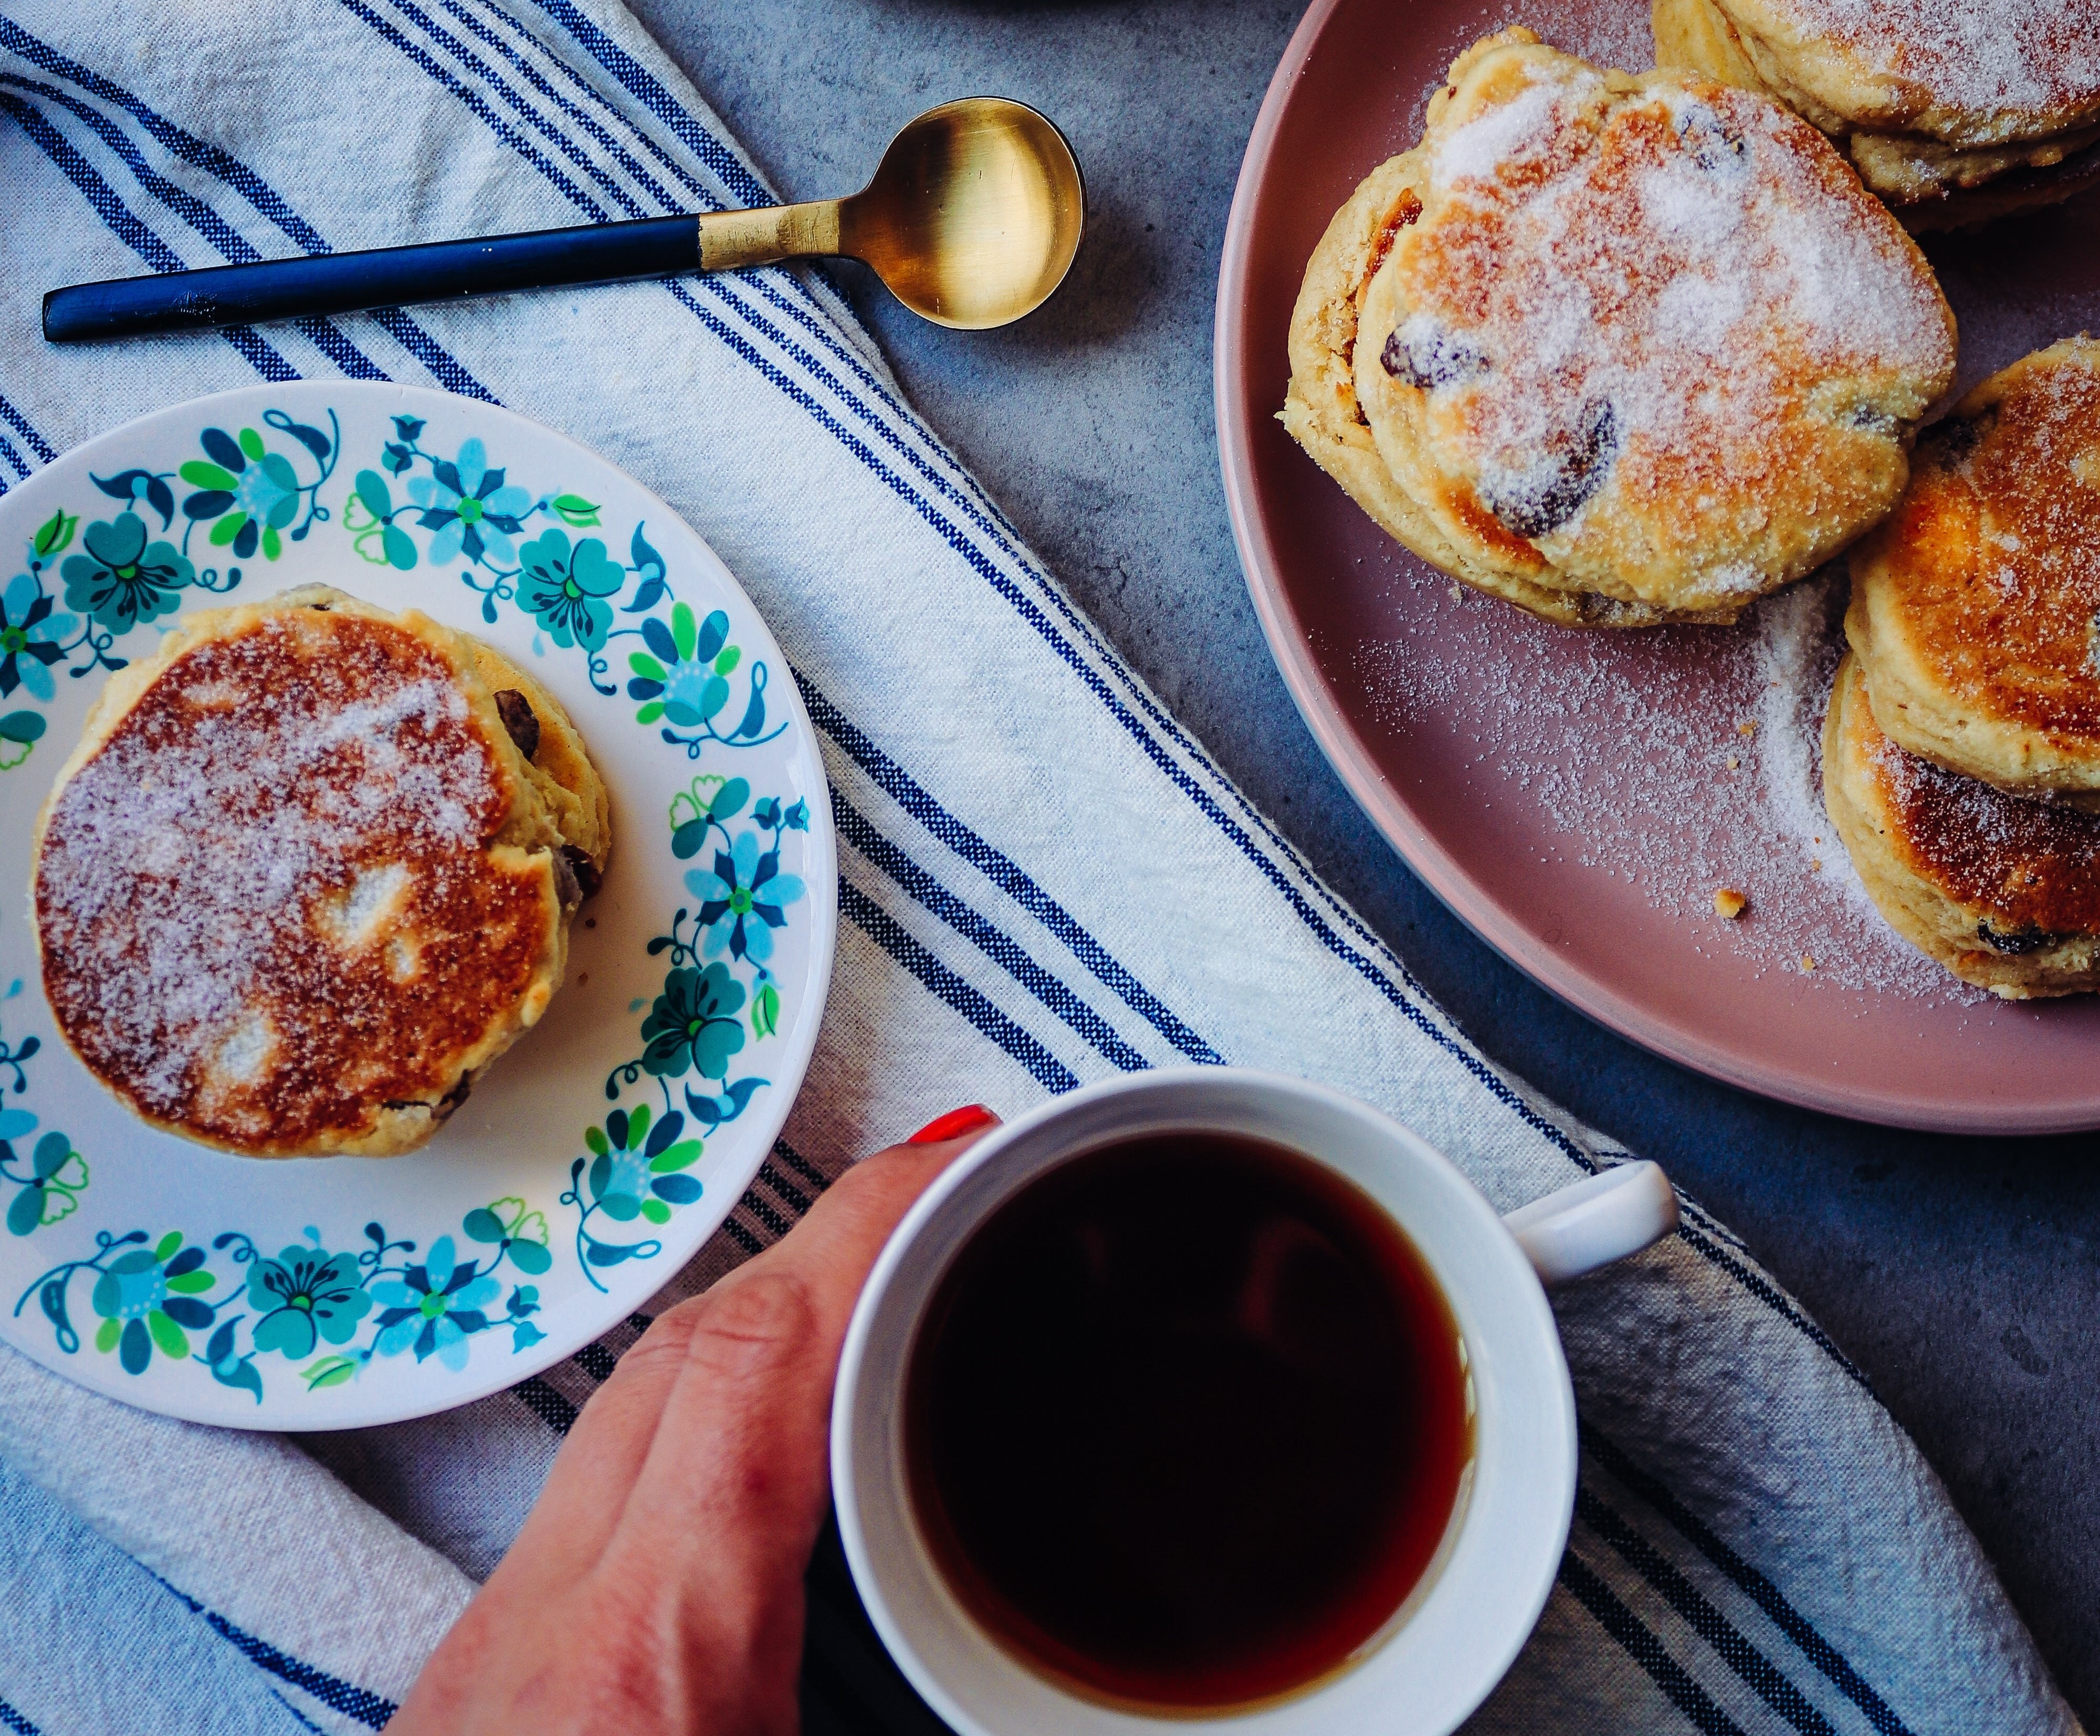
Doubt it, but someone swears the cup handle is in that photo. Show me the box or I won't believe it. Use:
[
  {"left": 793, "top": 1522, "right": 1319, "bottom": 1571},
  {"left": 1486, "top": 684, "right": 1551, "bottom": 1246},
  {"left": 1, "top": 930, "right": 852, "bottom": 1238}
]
[{"left": 1502, "top": 1161, "right": 1679, "bottom": 1287}]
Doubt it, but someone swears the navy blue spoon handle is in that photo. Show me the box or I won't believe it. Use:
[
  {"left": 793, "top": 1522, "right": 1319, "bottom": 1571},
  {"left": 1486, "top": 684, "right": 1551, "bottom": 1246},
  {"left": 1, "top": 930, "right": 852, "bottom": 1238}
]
[{"left": 43, "top": 215, "right": 704, "bottom": 342}]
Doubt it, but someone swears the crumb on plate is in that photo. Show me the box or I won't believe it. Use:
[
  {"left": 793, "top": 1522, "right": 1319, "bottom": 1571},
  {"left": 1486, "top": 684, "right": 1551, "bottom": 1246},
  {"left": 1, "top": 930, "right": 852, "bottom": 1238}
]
[{"left": 1713, "top": 887, "right": 1747, "bottom": 920}]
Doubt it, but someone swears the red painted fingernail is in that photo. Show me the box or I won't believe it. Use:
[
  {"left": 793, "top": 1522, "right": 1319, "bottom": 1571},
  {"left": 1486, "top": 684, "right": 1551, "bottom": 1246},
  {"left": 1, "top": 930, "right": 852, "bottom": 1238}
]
[{"left": 908, "top": 1104, "right": 998, "bottom": 1144}]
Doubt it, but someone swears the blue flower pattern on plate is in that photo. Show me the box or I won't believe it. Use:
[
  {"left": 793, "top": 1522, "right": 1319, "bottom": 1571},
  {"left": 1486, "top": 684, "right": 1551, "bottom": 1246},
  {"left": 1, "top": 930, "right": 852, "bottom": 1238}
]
[
  {"left": 404, "top": 437, "right": 533, "bottom": 568},
  {"left": 247, "top": 1246, "right": 372, "bottom": 1360},
  {"left": 0, "top": 571, "right": 77, "bottom": 704},
  {"left": 370, "top": 1235, "right": 502, "bottom": 1371},
  {"left": 687, "top": 830, "right": 805, "bottom": 965}
]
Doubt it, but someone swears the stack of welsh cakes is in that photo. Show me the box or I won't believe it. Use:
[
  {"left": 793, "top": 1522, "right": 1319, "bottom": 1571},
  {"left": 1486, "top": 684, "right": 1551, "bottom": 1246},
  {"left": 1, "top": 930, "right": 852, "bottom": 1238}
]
[
  {"left": 1829, "top": 340, "right": 2100, "bottom": 998},
  {"left": 1278, "top": 18, "right": 2100, "bottom": 999}
]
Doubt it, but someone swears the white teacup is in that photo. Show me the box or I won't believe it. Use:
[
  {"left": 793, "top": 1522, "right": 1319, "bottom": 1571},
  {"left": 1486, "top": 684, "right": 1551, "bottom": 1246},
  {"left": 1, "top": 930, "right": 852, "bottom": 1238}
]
[{"left": 831, "top": 1069, "right": 1677, "bottom": 1736}]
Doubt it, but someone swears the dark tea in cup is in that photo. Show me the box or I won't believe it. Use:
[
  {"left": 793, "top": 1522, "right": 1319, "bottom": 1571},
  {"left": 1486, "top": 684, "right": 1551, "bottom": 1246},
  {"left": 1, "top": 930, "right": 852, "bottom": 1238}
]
[{"left": 902, "top": 1130, "right": 1473, "bottom": 1711}]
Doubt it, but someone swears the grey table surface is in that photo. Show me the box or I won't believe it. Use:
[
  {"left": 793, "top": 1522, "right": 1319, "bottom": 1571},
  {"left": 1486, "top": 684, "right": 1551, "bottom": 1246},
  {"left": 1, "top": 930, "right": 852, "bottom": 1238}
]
[{"left": 628, "top": 0, "right": 2100, "bottom": 1719}]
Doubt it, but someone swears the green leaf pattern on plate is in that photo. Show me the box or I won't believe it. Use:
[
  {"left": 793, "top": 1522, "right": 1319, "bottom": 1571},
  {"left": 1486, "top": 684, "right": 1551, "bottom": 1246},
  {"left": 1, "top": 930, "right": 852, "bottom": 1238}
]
[{"left": 0, "top": 1017, "right": 86, "bottom": 1237}]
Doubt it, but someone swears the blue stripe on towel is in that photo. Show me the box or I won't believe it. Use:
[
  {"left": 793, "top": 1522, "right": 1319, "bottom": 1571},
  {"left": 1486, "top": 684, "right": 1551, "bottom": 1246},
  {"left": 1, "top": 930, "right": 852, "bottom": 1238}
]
[
  {"left": 198, "top": 1614, "right": 396, "bottom": 1730},
  {"left": 1559, "top": 1553, "right": 1748, "bottom": 1736},
  {"left": 268, "top": 1692, "right": 326, "bottom": 1733},
  {"left": 510, "top": 1374, "right": 580, "bottom": 1433},
  {"left": 381, "top": 0, "right": 653, "bottom": 220},
  {"left": 363, "top": 306, "right": 504, "bottom": 402},
  {"left": 0, "top": 73, "right": 386, "bottom": 381},
  {"left": 757, "top": 1160, "right": 810, "bottom": 1215},
  {"left": 442, "top": 0, "right": 682, "bottom": 214},
  {"left": 0, "top": 1697, "right": 39, "bottom": 1735},
  {"left": 0, "top": 395, "right": 48, "bottom": 498},
  {"left": 1583, "top": 1428, "right": 1912, "bottom": 1734},
  {"left": 801, "top": 676, "right": 1222, "bottom": 1066},
  {"left": 0, "top": 15, "right": 331, "bottom": 250},
  {"left": 413, "top": 0, "right": 930, "bottom": 484},
  {"left": 0, "top": 16, "right": 494, "bottom": 401},
  {"left": 0, "top": 394, "right": 55, "bottom": 466},
  {"left": 0, "top": 1463, "right": 326, "bottom": 1736},
  {"left": 839, "top": 878, "right": 1082, "bottom": 1095},
  {"left": 1577, "top": 1487, "right": 1835, "bottom": 1736},
  {"left": 774, "top": 1140, "right": 827, "bottom": 1193},
  {"left": 335, "top": 0, "right": 604, "bottom": 216},
  {"left": 832, "top": 788, "right": 1152, "bottom": 1075},
  {"left": 0, "top": 90, "right": 298, "bottom": 382},
  {"left": 1676, "top": 1222, "right": 1870, "bottom": 1396},
  {"left": 155, "top": 1583, "right": 397, "bottom": 1731},
  {"left": 737, "top": 1184, "right": 792, "bottom": 1240},
  {"left": 522, "top": 0, "right": 769, "bottom": 209}
]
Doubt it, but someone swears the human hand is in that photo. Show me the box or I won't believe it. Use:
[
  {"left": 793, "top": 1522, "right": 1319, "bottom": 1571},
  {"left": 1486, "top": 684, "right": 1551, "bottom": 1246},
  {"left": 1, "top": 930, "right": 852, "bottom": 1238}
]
[{"left": 389, "top": 1104, "right": 1001, "bottom": 1736}]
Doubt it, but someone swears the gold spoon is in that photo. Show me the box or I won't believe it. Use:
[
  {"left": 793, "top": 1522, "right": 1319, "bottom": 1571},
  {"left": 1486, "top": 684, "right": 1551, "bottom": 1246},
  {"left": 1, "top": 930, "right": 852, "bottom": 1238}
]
[{"left": 43, "top": 98, "right": 1086, "bottom": 342}]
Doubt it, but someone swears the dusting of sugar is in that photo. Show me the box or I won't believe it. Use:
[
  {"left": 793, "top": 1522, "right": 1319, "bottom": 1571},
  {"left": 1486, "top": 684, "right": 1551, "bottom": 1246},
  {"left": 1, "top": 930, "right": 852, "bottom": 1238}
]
[
  {"left": 42, "top": 664, "right": 478, "bottom": 1107},
  {"left": 322, "top": 861, "right": 413, "bottom": 947},
  {"left": 214, "top": 1010, "right": 274, "bottom": 1086},
  {"left": 1757, "top": 0, "right": 2100, "bottom": 127},
  {"left": 1748, "top": 576, "right": 1907, "bottom": 941},
  {"left": 1429, "top": 68, "right": 1593, "bottom": 193},
  {"left": 1348, "top": 566, "right": 1982, "bottom": 1001}
]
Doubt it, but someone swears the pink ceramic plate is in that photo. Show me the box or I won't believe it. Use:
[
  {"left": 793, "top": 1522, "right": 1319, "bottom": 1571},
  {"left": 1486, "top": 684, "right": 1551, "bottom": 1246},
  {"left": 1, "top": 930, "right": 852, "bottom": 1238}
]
[{"left": 1216, "top": 0, "right": 2100, "bottom": 1133}]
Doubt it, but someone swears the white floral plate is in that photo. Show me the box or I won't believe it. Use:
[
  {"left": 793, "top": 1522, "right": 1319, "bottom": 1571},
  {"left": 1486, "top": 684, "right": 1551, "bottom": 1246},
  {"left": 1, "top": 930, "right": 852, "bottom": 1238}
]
[{"left": 0, "top": 382, "right": 836, "bottom": 1429}]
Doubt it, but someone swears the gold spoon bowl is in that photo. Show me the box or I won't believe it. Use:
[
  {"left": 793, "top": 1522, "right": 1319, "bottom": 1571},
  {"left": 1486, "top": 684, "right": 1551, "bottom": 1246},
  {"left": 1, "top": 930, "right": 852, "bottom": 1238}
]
[{"left": 699, "top": 98, "right": 1086, "bottom": 330}]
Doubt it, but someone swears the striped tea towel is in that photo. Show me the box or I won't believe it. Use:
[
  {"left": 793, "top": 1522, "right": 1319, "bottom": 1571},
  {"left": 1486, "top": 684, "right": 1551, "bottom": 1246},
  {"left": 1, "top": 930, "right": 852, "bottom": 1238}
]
[{"left": 0, "top": 1, "right": 2078, "bottom": 1731}]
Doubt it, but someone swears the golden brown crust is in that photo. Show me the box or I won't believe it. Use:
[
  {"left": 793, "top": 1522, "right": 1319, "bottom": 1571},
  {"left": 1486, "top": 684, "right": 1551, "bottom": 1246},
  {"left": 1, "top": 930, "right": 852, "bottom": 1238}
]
[
  {"left": 1356, "top": 33, "right": 1952, "bottom": 615},
  {"left": 1849, "top": 339, "right": 2100, "bottom": 800},
  {"left": 31, "top": 588, "right": 608, "bottom": 1156},
  {"left": 1887, "top": 139, "right": 2100, "bottom": 233},
  {"left": 1824, "top": 653, "right": 2100, "bottom": 997},
  {"left": 1654, "top": 0, "right": 1855, "bottom": 133}
]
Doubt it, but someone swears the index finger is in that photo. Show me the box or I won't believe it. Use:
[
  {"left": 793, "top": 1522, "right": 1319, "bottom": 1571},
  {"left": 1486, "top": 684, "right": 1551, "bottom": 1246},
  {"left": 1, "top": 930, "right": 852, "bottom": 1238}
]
[{"left": 601, "top": 1130, "right": 972, "bottom": 1553}]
